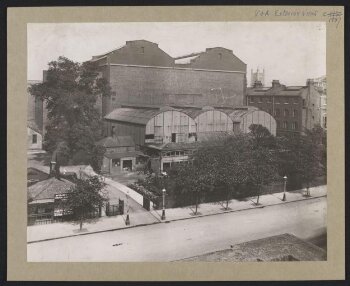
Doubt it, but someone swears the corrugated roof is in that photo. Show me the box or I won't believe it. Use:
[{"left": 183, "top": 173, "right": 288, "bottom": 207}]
[
  {"left": 178, "top": 107, "right": 231, "bottom": 120},
  {"left": 216, "top": 108, "right": 256, "bottom": 123},
  {"left": 28, "top": 177, "right": 74, "bottom": 201},
  {"left": 178, "top": 108, "right": 207, "bottom": 118},
  {"left": 104, "top": 108, "right": 163, "bottom": 125}
]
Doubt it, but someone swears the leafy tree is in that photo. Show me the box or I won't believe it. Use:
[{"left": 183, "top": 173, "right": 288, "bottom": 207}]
[
  {"left": 65, "top": 176, "right": 107, "bottom": 230},
  {"left": 219, "top": 135, "right": 252, "bottom": 209},
  {"left": 90, "top": 145, "right": 106, "bottom": 174},
  {"left": 29, "top": 56, "right": 111, "bottom": 166},
  {"left": 277, "top": 126, "right": 325, "bottom": 196},
  {"left": 246, "top": 141, "right": 279, "bottom": 205},
  {"left": 249, "top": 124, "right": 276, "bottom": 149},
  {"left": 169, "top": 162, "right": 212, "bottom": 215},
  {"left": 295, "top": 130, "right": 324, "bottom": 196}
]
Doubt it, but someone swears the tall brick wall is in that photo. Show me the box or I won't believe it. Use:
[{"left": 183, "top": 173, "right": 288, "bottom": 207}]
[
  {"left": 301, "top": 85, "right": 322, "bottom": 130},
  {"left": 107, "top": 65, "right": 245, "bottom": 112}
]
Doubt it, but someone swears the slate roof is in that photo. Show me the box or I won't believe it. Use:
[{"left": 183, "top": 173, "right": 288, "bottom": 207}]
[
  {"left": 27, "top": 177, "right": 74, "bottom": 202},
  {"left": 247, "top": 86, "right": 305, "bottom": 96},
  {"left": 91, "top": 40, "right": 160, "bottom": 62},
  {"left": 104, "top": 150, "right": 144, "bottom": 159}
]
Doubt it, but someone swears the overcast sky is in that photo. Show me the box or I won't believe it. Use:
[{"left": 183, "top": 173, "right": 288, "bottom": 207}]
[{"left": 28, "top": 22, "right": 326, "bottom": 86}]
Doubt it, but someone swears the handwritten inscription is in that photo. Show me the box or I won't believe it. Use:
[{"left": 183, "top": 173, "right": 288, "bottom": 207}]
[
  {"left": 323, "top": 11, "right": 343, "bottom": 28},
  {"left": 255, "top": 9, "right": 343, "bottom": 28},
  {"left": 255, "top": 9, "right": 318, "bottom": 17}
]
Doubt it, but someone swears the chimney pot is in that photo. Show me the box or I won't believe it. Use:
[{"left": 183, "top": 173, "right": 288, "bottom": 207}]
[{"left": 272, "top": 80, "right": 280, "bottom": 87}]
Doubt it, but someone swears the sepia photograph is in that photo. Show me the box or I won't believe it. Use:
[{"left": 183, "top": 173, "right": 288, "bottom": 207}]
[{"left": 26, "top": 22, "right": 327, "bottom": 262}]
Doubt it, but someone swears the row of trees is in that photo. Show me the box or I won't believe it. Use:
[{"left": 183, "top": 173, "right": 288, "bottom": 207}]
[{"left": 135, "top": 125, "right": 326, "bottom": 214}]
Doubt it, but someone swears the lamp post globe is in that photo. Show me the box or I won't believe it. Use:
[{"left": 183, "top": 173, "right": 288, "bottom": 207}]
[
  {"left": 282, "top": 175, "right": 287, "bottom": 201},
  {"left": 161, "top": 188, "right": 166, "bottom": 220}
]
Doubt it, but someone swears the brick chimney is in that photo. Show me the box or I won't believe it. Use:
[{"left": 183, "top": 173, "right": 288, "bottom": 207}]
[
  {"left": 253, "top": 80, "right": 263, "bottom": 88},
  {"left": 272, "top": 80, "right": 281, "bottom": 88},
  {"left": 49, "top": 150, "right": 61, "bottom": 179},
  {"left": 306, "top": 79, "right": 314, "bottom": 86}
]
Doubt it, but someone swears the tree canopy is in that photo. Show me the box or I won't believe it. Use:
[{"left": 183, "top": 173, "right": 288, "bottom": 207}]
[
  {"left": 29, "top": 56, "right": 111, "bottom": 166},
  {"left": 65, "top": 176, "right": 107, "bottom": 230}
]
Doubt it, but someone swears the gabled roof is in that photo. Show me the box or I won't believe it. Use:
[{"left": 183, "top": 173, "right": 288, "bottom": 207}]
[
  {"left": 91, "top": 40, "right": 160, "bottom": 62},
  {"left": 27, "top": 177, "right": 74, "bottom": 202},
  {"left": 27, "top": 120, "right": 42, "bottom": 135},
  {"left": 97, "top": 136, "right": 135, "bottom": 148}
]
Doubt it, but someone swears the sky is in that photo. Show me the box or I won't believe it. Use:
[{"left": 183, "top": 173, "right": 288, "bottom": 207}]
[{"left": 28, "top": 22, "right": 326, "bottom": 86}]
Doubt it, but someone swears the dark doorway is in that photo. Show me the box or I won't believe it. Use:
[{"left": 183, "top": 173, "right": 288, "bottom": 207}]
[
  {"left": 122, "top": 160, "right": 132, "bottom": 171},
  {"left": 163, "top": 162, "right": 171, "bottom": 171},
  {"left": 171, "top": 133, "right": 176, "bottom": 142}
]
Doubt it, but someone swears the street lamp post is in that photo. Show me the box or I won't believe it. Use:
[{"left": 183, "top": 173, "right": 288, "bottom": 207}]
[
  {"left": 125, "top": 190, "right": 130, "bottom": 225},
  {"left": 161, "top": 188, "right": 166, "bottom": 220},
  {"left": 282, "top": 175, "right": 287, "bottom": 201}
]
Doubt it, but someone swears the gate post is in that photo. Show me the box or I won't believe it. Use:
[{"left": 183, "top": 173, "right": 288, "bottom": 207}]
[{"left": 119, "top": 199, "right": 124, "bottom": 215}]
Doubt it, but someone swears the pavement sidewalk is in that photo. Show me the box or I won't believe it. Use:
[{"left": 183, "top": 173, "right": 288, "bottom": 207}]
[
  {"left": 150, "top": 185, "right": 327, "bottom": 221},
  {"left": 27, "top": 185, "right": 326, "bottom": 243}
]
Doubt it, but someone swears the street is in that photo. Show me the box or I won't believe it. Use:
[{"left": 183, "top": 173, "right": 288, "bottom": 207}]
[{"left": 27, "top": 197, "right": 326, "bottom": 262}]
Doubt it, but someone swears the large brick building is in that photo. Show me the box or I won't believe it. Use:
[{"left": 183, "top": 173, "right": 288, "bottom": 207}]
[
  {"left": 246, "top": 80, "right": 322, "bottom": 135},
  {"left": 90, "top": 40, "right": 247, "bottom": 116}
]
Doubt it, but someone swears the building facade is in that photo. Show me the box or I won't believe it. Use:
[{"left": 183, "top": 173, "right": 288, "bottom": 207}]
[
  {"left": 311, "top": 76, "right": 327, "bottom": 130},
  {"left": 27, "top": 176, "right": 74, "bottom": 225},
  {"left": 27, "top": 80, "right": 44, "bottom": 133},
  {"left": 27, "top": 121, "right": 43, "bottom": 150},
  {"left": 246, "top": 80, "right": 321, "bottom": 135},
  {"left": 90, "top": 40, "right": 247, "bottom": 116},
  {"left": 103, "top": 105, "right": 275, "bottom": 172},
  {"left": 97, "top": 136, "right": 145, "bottom": 175}
]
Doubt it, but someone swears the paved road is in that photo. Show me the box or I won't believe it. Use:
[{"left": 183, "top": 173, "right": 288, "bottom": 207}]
[{"left": 28, "top": 197, "right": 326, "bottom": 262}]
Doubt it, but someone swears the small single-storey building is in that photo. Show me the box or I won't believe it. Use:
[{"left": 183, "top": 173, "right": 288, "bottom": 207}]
[
  {"left": 27, "top": 167, "right": 49, "bottom": 186},
  {"left": 27, "top": 176, "right": 74, "bottom": 225},
  {"left": 27, "top": 121, "right": 43, "bottom": 150},
  {"left": 97, "top": 135, "right": 145, "bottom": 175}
]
